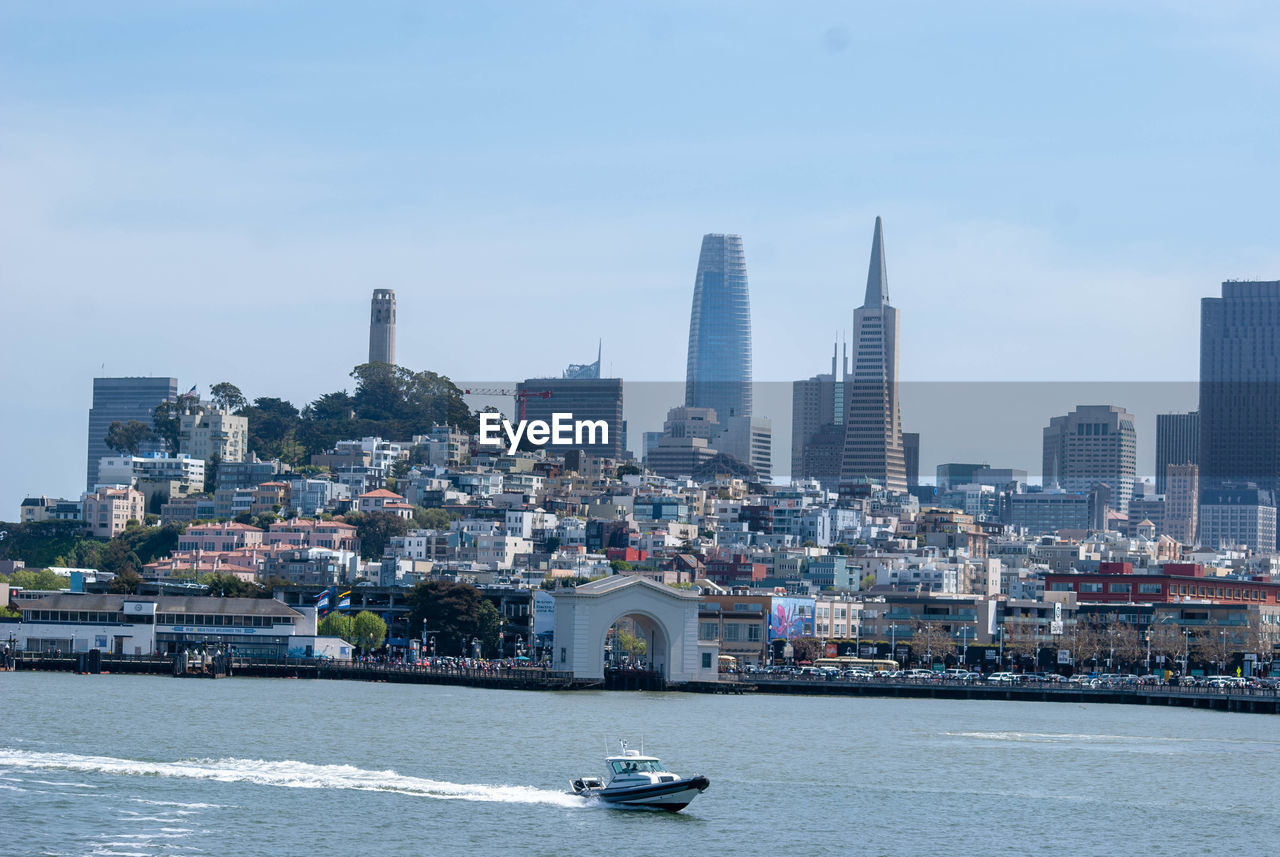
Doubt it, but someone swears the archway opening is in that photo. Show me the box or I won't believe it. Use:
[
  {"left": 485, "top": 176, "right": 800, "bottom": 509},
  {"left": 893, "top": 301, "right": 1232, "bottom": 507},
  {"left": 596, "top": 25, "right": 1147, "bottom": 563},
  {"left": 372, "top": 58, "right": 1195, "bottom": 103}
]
[{"left": 603, "top": 612, "right": 669, "bottom": 689}]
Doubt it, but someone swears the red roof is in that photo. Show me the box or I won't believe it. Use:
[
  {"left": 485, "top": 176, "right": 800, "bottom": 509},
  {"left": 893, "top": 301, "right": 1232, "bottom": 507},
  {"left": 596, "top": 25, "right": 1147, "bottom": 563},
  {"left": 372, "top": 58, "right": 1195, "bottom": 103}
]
[{"left": 359, "top": 489, "right": 406, "bottom": 500}]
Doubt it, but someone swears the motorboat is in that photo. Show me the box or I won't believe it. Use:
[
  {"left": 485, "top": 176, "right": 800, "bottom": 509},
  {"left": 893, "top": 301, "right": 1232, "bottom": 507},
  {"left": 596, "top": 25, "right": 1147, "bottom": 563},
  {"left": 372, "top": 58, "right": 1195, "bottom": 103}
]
[{"left": 570, "top": 741, "right": 709, "bottom": 812}]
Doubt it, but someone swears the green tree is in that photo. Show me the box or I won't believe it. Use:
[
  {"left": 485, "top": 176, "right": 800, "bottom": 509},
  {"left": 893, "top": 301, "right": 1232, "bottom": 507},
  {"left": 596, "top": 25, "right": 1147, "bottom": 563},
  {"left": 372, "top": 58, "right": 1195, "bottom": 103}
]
[
  {"left": 616, "top": 629, "right": 648, "bottom": 659},
  {"left": 202, "top": 572, "right": 259, "bottom": 598},
  {"left": 616, "top": 463, "right": 641, "bottom": 477},
  {"left": 405, "top": 580, "right": 493, "bottom": 658},
  {"left": 5, "top": 569, "right": 69, "bottom": 590},
  {"left": 788, "top": 637, "right": 822, "bottom": 663},
  {"left": 412, "top": 507, "right": 452, "bottom": 530},
  {"left": 209, "top": 382, "right": 247, "bottom": 413},
  {"left": 152, "top": 401, "right": 182, "bottom": 454},
  {"left": 351, "top": 611, "right": 388, "bottom": 653},
  {"left": 104, "top": 420, "right": 154, "bottom": 455},
  {"left": 108, "top": 568, "right": 143, "bottom": 594},
  {"left": 318, "top": 612, "right": 354, "bottom": 641},
  {"left": 345, "top": 511, "right": 411, "bottom": 560},
  {"left": 477, "top": 598, "right": 501, "bottom": 656},
  {"left": 609, "top": 559, "right": 632, "bottom": 572},
  {"left": 99, "top": 539, "right": 141, "bottom": 578},
  {"left": 238, "top": 396, "right": 303, "bottom": 462}
]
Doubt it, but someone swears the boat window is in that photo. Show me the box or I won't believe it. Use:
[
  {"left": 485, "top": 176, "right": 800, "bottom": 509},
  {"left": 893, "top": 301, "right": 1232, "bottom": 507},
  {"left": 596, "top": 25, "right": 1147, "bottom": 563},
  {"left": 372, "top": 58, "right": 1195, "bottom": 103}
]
[{"left": 611, "top": 760, "right": 663, "bottom": 774}]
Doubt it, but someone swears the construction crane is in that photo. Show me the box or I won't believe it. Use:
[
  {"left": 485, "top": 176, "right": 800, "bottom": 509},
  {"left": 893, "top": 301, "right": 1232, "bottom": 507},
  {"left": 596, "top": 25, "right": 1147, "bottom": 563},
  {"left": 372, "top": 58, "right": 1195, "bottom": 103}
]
[{"left": 463, "top": 387, "right": 552, "bottom": 421}]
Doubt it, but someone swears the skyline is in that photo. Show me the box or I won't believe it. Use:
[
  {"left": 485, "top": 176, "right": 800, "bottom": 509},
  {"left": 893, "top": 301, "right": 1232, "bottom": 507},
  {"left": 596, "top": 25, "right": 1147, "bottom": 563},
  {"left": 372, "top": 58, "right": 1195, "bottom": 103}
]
[{"left": 3, "top": 2, "right": 1279, "bottom": 511}]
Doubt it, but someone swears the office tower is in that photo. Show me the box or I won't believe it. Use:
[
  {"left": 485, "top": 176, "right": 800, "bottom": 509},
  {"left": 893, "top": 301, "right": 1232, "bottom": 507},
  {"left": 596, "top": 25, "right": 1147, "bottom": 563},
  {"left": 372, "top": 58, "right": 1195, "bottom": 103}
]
[
  {"left": 936, "top": 463, "right": 988, "bottom": 493},
  {"left": 791, "top": 340, "right": 846, "bottom": 489},
  {"left": 718, "top": 415, "right": 772, "bottom": 482},
  {"left": 86, "top": 377, "right": 178, "bottom": 490},
  {"left": 685, "top": 234, "right": 752, "bottom": 421},
  {"left": 1199, "top": 484, "right": 1276, "bottom": 552},
  {"left": 840, "top": 217, "right": 907, "bottom": 493},
  {"left": 903, "top": 432, "right": 920, "bottom": 488},
  {"left": 369, "top": 289, "right": 397, "bottom": 365},
  {"left": 517, "top": 361, "right": 624, "bottom": 459},
  {"left": 1165, "top": 463, "right": 1199, "bottom": 546},
  {"left": 1200, "top": 281, "right": 1280, "bottom": 492},
  {"left": 562, "top": 341, "right": 602, "bottom": 380},
  {"left": 1042, "top": 405, "right": 1137, "bottom": 513},
  {"left": 1155, "top": 412, "right": 1199, "bottom": 493}
]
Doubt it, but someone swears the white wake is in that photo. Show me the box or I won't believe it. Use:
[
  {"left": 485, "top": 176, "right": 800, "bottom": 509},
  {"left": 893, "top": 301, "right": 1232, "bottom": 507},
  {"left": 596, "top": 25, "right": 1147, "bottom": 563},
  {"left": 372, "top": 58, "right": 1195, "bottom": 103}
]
[{"left": 0, "top": 748, "right": 583, "bottom": 808}]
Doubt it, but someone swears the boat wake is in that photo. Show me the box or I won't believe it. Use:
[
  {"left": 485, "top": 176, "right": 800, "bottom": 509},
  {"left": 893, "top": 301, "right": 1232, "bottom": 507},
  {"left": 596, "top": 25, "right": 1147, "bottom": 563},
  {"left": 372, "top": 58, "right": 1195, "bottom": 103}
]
[{"left": 0, "top": 748, "right": 583, "bottom": 808}]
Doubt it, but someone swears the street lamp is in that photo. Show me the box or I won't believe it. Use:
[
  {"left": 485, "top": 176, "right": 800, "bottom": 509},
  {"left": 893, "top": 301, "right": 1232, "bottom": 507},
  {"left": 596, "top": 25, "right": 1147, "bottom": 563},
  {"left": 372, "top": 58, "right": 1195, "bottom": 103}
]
[
  {"left": 889, "top": 624, "right": 900, "bottom": 668},
  {"left": 959, "top": 627, "right": 973, "bottom": 669}
]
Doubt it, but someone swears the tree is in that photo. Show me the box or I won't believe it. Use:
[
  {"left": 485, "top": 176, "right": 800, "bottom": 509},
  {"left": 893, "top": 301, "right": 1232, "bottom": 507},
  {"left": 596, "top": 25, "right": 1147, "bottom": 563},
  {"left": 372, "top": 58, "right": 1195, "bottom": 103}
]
[
  {"left": 239, "top": 396, "right": 303, "bottom": 462},
  {"left": 908, "top": 620, "right": 954, "bottom": 668},
  {"left": 610, "top": 559, "right": 632, "bottom": 572},
  {"left": 99, "top": 539, "right": 141, "bottom": 578},
  {"left": 351, "top": 611, "right": 388, "bottom": 653},
  {"left": 209, "top": 382, "right": 247, "bottom": 413},
  {"left": 405, "top": 580, "right": 491, "bottom": 658},
  {"left": 152, "top": 401, "right": 182, "bottom": 454},
  {"left": 345, "top": 511, "right": 411, "bottom": 560},
  {"left": 1191, "top": 622, "right": 1230, "bottom": 674},
  {"left": 4, "top": 569, "right": 68, "bottom": 590},
  {"left": 318, "top": 612, "right": 354, "bottom": 641},
  {"left": 1148, "top": 621, "right": 1187, "bottom": 673},
  {"left": 616, "top": 463, "right": 641, "bottom": 477},
  {"left": 105, "top": 420, "right": 154, "bottom": 455},
  {"left": 477, "top": 598, "right": 501, "bottom": 656},
  {"left": 616, "top": 629, "right": 648, "bottom": 661},
  {"left": 412, "top": 507, "right": 452, "bottom": 530},
  {"left": 1104, "top": 619, "right": 1143, "bottom": 672},
  {"left": 202, "top": 572, "right": 259, "bottom": 598},
  {"left": 108, "top": 568, "right": 142, "bottom": 594},
  {"left": 788, "top": 637, "right": 822, "bottom": 663},
  {"left": 1003, "top": 624, "right": 1040, "bottom": 670}
]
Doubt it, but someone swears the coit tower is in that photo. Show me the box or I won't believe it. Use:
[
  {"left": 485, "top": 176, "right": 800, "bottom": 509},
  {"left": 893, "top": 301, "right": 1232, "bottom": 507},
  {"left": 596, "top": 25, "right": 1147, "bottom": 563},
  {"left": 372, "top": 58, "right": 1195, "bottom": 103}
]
[{"left": 369, "top": 289, "right": 396, "bottom": 365}]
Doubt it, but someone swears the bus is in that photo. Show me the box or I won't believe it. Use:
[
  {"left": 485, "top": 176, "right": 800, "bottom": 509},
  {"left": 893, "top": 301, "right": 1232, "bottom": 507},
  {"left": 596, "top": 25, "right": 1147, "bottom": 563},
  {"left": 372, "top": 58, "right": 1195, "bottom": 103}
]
[
  {"left": 718, "top": 654, "right": 739, "bottom": 673},
  {"left": 814, "top": 656, "right": 899, "bottom": 673}
]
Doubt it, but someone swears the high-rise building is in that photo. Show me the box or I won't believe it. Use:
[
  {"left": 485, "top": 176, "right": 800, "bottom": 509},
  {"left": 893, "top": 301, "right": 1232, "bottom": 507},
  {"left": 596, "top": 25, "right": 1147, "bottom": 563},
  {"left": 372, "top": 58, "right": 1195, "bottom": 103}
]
[
  {"left": 1199, "top": 484, "right": 1276, "bottom": 552},
  {"left": 517, "top": 373, "right": 624, "bottom": 460},
  {"left": 685, "top": 234, "right": 752, "bottom": 421},
  {"left": 369, "top": 289, "right": 397, "bottom": 365},
  {"left": 903, "top": 432, "right": 920, "bottom": 488},
  {"left": 1042, "top": 405, "right": 1138, "bottom": 514},
  {"left": 840, "top": 217, "right": 907, "bottom": 493},
  {"left": 791, "top": 340, "right": 846, "bottom": 489},
  {"left": 1155, "top": 411, "right": 1199, "bottom": 493},
  {"left": 86, "top": 377, "right": 178, "bottom": 490},
  {"left": 1200, "top": 281, "right": 1280, "bottom": 492},
  {"left": 1165, "top": 463, "right": 1199, "bottom": 546}
]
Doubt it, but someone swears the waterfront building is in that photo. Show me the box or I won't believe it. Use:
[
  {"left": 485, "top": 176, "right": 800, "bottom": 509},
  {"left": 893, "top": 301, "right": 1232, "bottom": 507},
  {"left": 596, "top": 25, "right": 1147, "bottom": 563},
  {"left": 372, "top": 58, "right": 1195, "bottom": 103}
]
[
  {"left": 15, "top": 593, "right": 308, "bottom": 657},
  {"left": 1198, "top": 484, "right": 1276, "bottom": 552},
  {"left": 85, "top": 376, "right": 178, "bottom": 490},
  {"left": 1042, "top": 405, "right": 1137, "bottom": 514},
  {"left": 685, "top": 233, "right": 752, "bottom": 421},
  {"left": 1200, "top": 280, "right": 1280, "bottom": 492},
  {"left": 840, "top": 217, "right": 907, "bottom": 493},
  {"left": 1155, "top": 412, "right": 1199, "bottom": 494},
  {"left": 369, "top": 288, "right": 396, "bottom": 365}
]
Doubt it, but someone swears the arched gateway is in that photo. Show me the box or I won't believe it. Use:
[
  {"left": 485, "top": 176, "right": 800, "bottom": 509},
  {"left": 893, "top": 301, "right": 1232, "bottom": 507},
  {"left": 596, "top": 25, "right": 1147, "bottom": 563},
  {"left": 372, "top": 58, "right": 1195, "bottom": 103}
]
[{"left": 551, "top": 576, "right": 716, "bottom": 684}]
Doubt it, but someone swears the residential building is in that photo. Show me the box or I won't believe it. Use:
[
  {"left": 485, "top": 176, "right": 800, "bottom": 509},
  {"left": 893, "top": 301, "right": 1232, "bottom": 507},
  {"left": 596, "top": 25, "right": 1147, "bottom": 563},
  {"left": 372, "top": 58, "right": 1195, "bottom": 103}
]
[
  {"left": 1042, "top": 405, "right": 1137, "bottom": 514},
  {"left": 841, "top": 217, "right": 907, "bottom": 493},
  {"left": 685, "top": 233, "right": 752, "bottom": 422},
  {"left": 177, "top": 522, "right": 265, "bottom": 553},
  {"left": 80, "top": 486, "right": 145, "bottom": 538},
  {"left": 85, "top": 376, "right": 177, "bottom": 490},
  {"left": 96, "top": 454, "right": 206, "bottom": 492},
  {"left": 357, "top": 488, "right": 415, "bottom": 519},
  {"left": 179, "top": 406, "right": 249, "bottom": 464},
  {"left": 20, "top": 497, "right": 83, "bottom": 524}
]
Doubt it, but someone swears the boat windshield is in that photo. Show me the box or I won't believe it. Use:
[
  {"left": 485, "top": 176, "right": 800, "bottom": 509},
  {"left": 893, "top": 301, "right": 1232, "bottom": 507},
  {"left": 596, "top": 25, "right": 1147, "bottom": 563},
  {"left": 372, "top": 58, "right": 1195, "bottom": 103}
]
[{"left": 611, "top": 760, "right": 664, "bottom": 775}]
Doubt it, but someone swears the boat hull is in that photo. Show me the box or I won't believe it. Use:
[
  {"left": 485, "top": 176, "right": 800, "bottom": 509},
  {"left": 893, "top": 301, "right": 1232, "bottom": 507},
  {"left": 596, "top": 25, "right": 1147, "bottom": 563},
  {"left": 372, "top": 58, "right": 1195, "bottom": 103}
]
[{"left": 576, "top": 775, "right": 710, "bottom": 812}]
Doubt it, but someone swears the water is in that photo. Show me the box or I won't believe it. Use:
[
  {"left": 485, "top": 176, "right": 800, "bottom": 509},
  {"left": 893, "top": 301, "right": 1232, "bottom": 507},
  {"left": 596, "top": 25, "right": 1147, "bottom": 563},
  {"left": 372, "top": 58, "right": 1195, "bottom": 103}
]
[{"left": 2, "top": 673, "right": 1276, "bottom": 857}]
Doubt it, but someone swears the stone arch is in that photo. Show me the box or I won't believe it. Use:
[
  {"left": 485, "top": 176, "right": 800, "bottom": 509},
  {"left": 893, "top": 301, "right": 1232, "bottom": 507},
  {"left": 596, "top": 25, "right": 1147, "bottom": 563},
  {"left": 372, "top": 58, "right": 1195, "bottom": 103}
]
[
  {"left": 596, "top": 606, "right": 672, "bottom": 677},
  {"left": 551, "top": 575, "right": 711, "bottom": 683}
]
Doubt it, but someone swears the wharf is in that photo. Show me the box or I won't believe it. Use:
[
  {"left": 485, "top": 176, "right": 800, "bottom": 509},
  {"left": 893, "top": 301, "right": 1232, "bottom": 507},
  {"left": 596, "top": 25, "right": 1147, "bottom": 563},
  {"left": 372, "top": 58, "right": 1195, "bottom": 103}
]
[{"left": 746, "top": 676, "right": 1280, "bottom": 714}]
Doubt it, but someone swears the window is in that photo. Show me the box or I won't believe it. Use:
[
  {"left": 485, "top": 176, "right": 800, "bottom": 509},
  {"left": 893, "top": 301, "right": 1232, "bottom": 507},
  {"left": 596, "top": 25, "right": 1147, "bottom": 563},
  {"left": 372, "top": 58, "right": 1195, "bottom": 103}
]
[
  {"left": 1139, "top": 584, "right": 1163, "bottom": 595},
  {"left": 748, "top": 625, "right": 762, "bottom": 642},
  {"left": 724, "top": 624, "right": 742, "bottom": 642},
  {"left": 699, "top": 622, "right": 719, "bottom": 641},
  {"left": 1080, "top": 582, "right": 1103, "bottom": 593},
  {"left": 1109, "top": 583, "right": 1131, "bottom": 594},
  {"left": 701, "top": 652, "right": 713, "bottom": 669}
]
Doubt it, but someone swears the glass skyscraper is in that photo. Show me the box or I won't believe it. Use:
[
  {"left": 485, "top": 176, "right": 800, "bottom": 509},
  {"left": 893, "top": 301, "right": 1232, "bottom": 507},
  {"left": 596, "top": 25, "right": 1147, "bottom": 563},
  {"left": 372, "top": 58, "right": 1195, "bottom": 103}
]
[
  {"left": 86, "top": 376, "right": 179, "bottom": 490},
  {"left": 1200, "top": 280, "right": 1280, "bottom": 492},
  {"left": 684, "top": 233, "right": 752, "bottom": 421}
]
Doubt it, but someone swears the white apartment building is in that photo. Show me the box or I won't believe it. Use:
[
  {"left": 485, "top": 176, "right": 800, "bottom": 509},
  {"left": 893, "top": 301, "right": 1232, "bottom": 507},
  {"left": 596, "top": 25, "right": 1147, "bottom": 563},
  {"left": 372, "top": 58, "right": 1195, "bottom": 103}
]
[{"left": 179, "top": 407, "right": 249, "bottom": 464}]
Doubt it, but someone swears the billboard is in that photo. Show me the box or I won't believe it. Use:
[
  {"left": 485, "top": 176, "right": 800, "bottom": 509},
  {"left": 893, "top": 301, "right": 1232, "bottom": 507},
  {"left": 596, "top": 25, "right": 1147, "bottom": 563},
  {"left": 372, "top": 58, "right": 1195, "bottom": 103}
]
[
  {"left": 768, "top": 597, "right": 815, "bottom": 640},
  {"left": 533, "top": 590, "right": 556, "bottom": 636}
]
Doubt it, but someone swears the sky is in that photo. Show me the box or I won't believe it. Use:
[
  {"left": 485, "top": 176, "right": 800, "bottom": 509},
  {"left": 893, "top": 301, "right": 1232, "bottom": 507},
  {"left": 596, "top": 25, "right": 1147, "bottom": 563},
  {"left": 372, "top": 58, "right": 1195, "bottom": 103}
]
[{"left": 2, "top": 1, "right": 1279, "bottom": 512}]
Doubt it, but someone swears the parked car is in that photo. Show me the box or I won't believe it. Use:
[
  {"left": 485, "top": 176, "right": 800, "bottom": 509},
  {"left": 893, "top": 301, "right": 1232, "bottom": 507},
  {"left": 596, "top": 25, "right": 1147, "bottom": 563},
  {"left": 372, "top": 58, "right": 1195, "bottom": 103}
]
[{"left": 986, "top": 672, "right": 1017, "bottom": 683}]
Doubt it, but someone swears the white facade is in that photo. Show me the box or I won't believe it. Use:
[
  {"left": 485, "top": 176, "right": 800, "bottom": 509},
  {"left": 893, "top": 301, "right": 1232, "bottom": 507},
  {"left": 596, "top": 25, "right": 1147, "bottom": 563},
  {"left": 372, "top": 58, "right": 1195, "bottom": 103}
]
[{"left": 97, "top": 454, "right": 206, "bottom": 491}]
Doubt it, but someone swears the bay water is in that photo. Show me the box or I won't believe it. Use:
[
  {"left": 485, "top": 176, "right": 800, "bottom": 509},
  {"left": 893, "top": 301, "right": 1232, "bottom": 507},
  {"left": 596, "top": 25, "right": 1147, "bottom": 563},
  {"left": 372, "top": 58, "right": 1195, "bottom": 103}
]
[{"left": 2, "top": 672, "right": 1275, "bottom": 856}]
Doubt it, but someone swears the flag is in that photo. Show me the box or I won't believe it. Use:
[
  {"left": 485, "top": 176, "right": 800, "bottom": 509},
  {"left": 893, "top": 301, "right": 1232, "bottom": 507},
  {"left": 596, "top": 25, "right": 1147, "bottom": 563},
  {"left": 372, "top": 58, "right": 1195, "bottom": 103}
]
[{"left": 337, "top": 590, "right": 351, "bottom": 610}]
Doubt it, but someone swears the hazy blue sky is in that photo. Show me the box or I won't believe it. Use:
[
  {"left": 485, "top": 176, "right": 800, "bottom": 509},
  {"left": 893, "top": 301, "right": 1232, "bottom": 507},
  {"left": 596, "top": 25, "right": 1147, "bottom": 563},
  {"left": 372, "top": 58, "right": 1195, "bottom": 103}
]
[{"left": 2, "top": 2, "right": 1278, "bottom": 511}]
